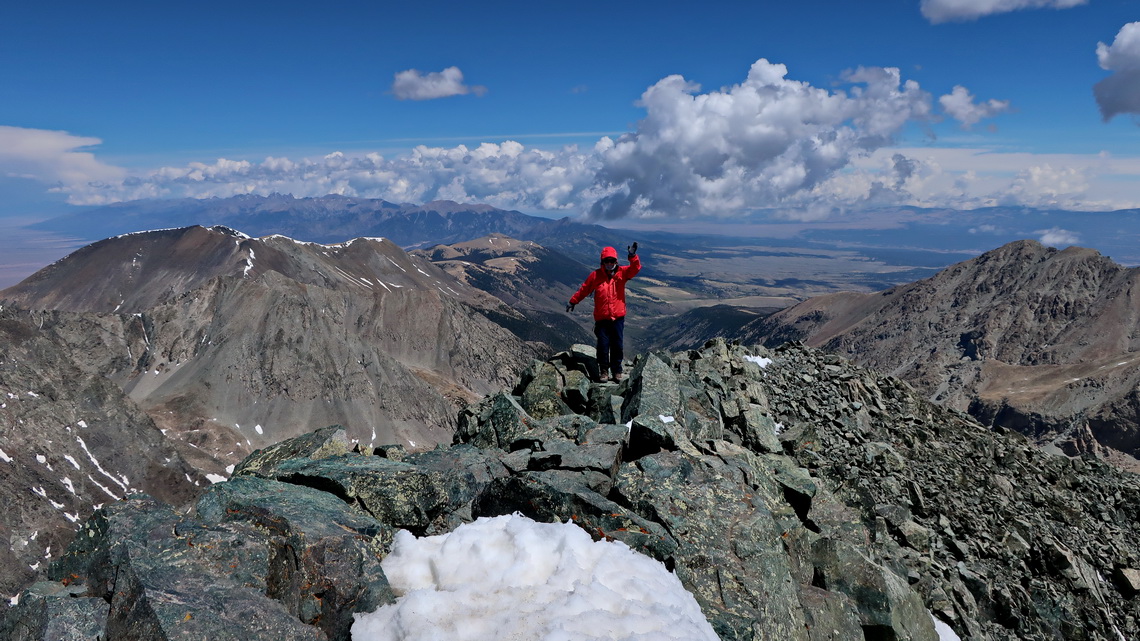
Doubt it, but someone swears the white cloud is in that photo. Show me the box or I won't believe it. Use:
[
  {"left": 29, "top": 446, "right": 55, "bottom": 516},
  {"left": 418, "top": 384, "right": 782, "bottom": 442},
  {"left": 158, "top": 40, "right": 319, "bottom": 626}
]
[
  {"left": 67, "top": 142, "right": 603, "bottom": 210},
  {"left": 391, "top": 66, "right": 487, "bottom": 101},
  {"left": 1094, "top": 23, "right": 1140, "bottom": 122},
  {"left": 32, "top": 59, "right": 1140, "bottom": 216},
  {"left": 1002, "top": 163, "right": 1091, "bottom": 207},
  {"left": 938, "top": 86, "right": 1011, "bottom": 129},
  {"left": 1036, "top": 227, "right": 1080, "bottom": 246},
  {"left": 836, "top": 147, "right": 1139, "bottom": 213},
  {"left": 0, "top": 126, "right": 126, "bottom": 197},
  {"left": 920, "top": 0, "right": 1087, "bottom": 24},
  {"left": 586, "top": 60, "right": 935, "bottom": 218}
]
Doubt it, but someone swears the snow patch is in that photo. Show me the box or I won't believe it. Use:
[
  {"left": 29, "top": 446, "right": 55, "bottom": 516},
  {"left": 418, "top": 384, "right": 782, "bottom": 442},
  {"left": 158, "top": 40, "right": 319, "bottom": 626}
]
[
  {"left": 744, "top": 355, "right": 773, "bottom": 368},
  {"left": 931, "top": 613, "right": 962, "bottom": 641},
  {"left": 659, "top": 415, "right": 675, "bottom": 424},
  {"left": 206, "top": 474, "right": 228, "bottom": 484},
  {"left": 76, "top": 436, "right": 129, "bottom": 493},
  {"left": 352, "top": 514, "right": 718, "bottom": 641},
  {"left": 109, "top": 227, "right": 184, "bottom": 240},
  {"left": 87, "top": 475, "right": 121, "bottom": 501},
  {"left": 0, "top": 448, "right": 11, "bottom": 463}
]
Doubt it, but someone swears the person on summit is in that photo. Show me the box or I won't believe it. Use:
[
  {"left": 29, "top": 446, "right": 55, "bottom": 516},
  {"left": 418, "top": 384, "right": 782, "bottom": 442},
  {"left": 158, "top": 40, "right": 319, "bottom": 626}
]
[{"left": 567, "top": 242, "right": 640, "bottom": 382}]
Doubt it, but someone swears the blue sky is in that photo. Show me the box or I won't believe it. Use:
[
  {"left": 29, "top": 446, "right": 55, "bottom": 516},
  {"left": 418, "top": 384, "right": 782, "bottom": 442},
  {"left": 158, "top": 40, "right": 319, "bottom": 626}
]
[{"left": 1, "top": 0, "right": 1139, "bottom": 223}]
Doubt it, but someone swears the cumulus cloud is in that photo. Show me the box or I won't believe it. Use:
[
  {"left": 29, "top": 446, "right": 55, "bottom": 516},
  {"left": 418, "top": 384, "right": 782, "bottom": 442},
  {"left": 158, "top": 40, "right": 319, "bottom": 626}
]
[
  {"left": 920, "top": 0, "right": 1087, "bottom": 24},
  {"left": 391, "top": 66, "right": 487, "bottom": 101},
  {"left": 0, "top": 126, "right": 126, "bottom": 197},
  {"left": 1036, "top": 227, "right": 1080, "bottom": 246},
  {"left": 1002, "top": 164, "right": 1091, "bottom": 207},
  {"left": 939, "top": 86, "right": 1011, "bottom": 129},
  {"left": 44, "top": 58, "right": 1131, "bottom": 217},
  {"left": 1094, "top": 23, "right": 1140, "bottom": 122},
  {"left": 587, "top": 60, "right": 934, "bottom": 218}
]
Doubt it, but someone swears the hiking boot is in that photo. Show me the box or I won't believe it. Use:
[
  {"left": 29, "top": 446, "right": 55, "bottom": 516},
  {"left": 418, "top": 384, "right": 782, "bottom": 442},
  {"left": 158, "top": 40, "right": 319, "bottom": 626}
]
[
  {"left": 598, "top": 372, "right": 610, "bottom": 383},
  {"left": 612, "top": 371, "right": 623, "bottom": 382}
]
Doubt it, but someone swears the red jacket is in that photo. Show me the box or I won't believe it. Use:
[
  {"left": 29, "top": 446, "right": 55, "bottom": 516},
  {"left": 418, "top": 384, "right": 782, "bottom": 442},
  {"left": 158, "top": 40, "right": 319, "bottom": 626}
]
[{"left": 570, "top": 249, "right": 641, "bottom": 321}]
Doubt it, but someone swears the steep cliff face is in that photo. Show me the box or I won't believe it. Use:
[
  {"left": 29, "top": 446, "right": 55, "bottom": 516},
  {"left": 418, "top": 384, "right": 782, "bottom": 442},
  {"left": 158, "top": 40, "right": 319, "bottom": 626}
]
[
  {"left": 6, "top": 341, "right": 1137, "bottom": 640},
  {"left": 743, "top": 240, "right": 1140, "bottom": 465},
  {"left": 0, "top": 308, "right": 205, "bottom": 599}
]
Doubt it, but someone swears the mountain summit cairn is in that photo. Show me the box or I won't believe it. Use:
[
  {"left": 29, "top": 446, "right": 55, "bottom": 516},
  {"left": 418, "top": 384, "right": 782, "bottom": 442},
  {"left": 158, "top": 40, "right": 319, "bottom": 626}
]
[{"left": 4, "top": 339, "right": 1137, "bottom": 640}]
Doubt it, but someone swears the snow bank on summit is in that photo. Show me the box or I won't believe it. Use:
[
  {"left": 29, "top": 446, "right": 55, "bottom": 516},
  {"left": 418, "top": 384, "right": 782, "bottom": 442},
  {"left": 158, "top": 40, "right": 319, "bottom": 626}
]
[{"left": 351, "top": 513, "right": 718, "bottom": 641}]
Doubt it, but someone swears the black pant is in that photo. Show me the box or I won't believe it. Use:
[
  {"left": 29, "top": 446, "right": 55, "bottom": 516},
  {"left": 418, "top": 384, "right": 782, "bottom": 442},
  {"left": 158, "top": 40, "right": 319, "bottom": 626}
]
[{"left": 594, "top": 316, "right": 625, "bottom": 376}]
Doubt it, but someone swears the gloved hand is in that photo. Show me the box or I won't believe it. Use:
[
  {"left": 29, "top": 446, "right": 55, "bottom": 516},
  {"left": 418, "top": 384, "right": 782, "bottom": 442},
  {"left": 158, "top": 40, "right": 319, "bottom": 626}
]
[
  {"left": 566, "top": 302, "right": 576, "bottom": 313},
  {"left": 627, "top": 242, "right": 638, "bottom": 260}
]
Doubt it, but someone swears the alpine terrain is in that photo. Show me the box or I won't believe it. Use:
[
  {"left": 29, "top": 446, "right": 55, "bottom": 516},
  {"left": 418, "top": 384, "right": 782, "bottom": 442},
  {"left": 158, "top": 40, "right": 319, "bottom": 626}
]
[
  {"left": 2, "top": 340, "right": 1137, "bottom": 640},
  {"left": 742, "top": 240, "right": 1140, "bottom": 470}
]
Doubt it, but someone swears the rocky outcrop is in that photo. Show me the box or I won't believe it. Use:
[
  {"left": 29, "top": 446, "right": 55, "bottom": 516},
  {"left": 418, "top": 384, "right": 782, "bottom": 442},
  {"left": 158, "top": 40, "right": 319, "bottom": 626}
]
[
  {"left": 742, "top": 240, "right": 1140, "bottom": 467},
  {"left": 4, "top": 340, "right": 1138, "bottom": 640}
]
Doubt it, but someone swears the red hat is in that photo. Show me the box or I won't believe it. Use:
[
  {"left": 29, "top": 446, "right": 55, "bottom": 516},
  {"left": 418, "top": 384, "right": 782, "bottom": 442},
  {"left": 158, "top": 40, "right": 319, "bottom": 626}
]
[{"left": 600, "top": 246, "right": 619, "bottom": 262}]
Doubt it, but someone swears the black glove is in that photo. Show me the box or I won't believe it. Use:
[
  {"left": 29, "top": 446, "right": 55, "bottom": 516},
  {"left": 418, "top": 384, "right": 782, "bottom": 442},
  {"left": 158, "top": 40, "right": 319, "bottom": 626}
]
[
  {"left": 566, "top": 302, "right": 576, "bottom": 313},
  {"left": 627, "top": 242, "right": 638, "bottom": 260}
]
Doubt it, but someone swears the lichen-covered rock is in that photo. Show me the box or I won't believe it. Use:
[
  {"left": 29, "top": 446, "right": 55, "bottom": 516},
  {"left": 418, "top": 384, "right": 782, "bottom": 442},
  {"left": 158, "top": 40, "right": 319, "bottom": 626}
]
[
  {"left": 0, "top": 581, "right": 108, "bottom": 641},
  {"left": 19, "top": 481, "right": 395, "bottom": 641},
  {"left": 518, "top": 361, "right": 573, "bottom": 419},
  {"left": 240, "top": 454, "right": 481, "bottom": 536},
  {"left": 612, "top": 444, "right": 813, "bottom": 641},
  {"left": 455, "top": 391, "right": 532, "bottom": 449},
  {"left": 473, "top": 471, "right": 677, "bottom": 561},
  {"left": 194, "top": 476, "right": 396, "bottom": 636},
  {"left": 233, "top": 423, "right": 353, "bottom": 477}
]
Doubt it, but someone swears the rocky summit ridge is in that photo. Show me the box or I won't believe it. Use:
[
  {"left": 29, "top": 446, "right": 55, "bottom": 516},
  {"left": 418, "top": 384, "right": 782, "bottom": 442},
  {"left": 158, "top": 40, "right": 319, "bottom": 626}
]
[{"left": 4, "top": 339, "right": 1137, "bottom": 641}]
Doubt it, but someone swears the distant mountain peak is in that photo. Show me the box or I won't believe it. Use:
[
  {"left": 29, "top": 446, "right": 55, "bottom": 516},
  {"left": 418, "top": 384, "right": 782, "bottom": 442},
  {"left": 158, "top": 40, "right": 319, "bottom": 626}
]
[{"left": 744, "top": 238, "right": 1140, "bottom": 467}]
